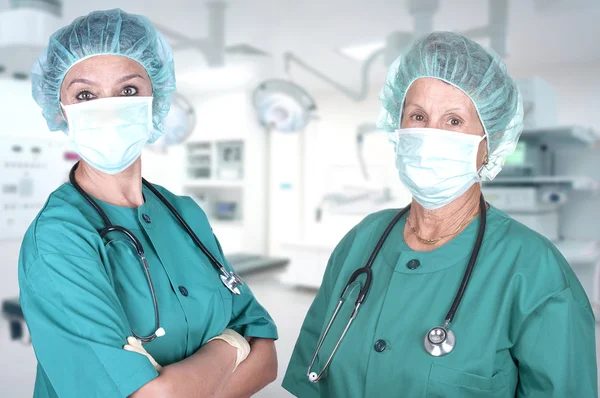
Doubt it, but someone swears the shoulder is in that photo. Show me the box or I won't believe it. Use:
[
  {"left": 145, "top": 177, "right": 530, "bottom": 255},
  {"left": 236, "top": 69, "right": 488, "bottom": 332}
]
[
  {"left": 19, "top": 184, "right": 104, "bottom": 283},
  {"left": 486, "top": 206, "right": 589, "bottom": 308},
  {"left": 21, "top": 184, "right": 100, "bottom": 259},
  {"left": 488, "top": 206, "right": 565, "bottom": 273}
]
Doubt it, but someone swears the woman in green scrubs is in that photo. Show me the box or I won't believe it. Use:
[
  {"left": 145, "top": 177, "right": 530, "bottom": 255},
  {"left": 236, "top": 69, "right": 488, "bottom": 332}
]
[
  {"left": 19, "top": 9, "right": 277, "bottom": 398},
  {"left": 283, "top": 32, "right": 597, "bottom": 397}
]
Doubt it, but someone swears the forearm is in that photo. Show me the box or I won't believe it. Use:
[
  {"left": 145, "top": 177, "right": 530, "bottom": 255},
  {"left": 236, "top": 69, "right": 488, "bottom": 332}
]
[
  {"left": 130, "top": 339, "right": 237, "bottom": 397},
  {"left": 221, "top": 338, "right": 278, "bottom": 398}
]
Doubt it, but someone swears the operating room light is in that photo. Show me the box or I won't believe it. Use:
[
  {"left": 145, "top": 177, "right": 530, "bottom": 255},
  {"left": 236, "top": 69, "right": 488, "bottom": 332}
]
[{"left": 252, "top": 79, "right": 317, "bottom": 133}]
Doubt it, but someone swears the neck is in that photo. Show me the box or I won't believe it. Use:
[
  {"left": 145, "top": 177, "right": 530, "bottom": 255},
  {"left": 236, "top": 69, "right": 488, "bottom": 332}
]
[
  {"left": 74, "top": 159, "right": 144, "bottom": 208},
  {"left": 405, "top": 184, "right": 482, "bottom": 250}
]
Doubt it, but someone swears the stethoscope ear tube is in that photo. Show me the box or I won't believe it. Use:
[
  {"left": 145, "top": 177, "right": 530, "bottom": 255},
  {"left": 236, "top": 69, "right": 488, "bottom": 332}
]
[
  {"left": 442, "top": 194, "right": 487, "bottom": 325},
  {"left": 141, "top": 178, "right": 243, "bottom": 294},
  {"left": 69, "top": 162, "right": 112, "bottom": 227},
  {"left": 100, "top": 226, "right": 145, "bottom": 256},
  {"left": 131, "top": 252, "right": 162, "bottom": 343},
  {"left": 423, "top": 194, "right": 487, "bottom": 357},
  {"left": 343, "top": 268, "right": 373, "bottom": 306},
  {"left": 307, "top": 206, "right": 410, "bottom": 382}
]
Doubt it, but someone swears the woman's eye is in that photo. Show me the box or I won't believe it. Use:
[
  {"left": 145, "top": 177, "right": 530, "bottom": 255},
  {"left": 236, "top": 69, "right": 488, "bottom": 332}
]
[
  {"left": 450, "top": 118, "right": 462, "bottom": 126},
  {"left": 412, "top": 114, "right": 425, "bottom": 122},
  {"left": 76, "top": 91, "right": 94, "bottom": 101},
  {"left": 121, "top": 86, "right": 138, "bottom": 96}
]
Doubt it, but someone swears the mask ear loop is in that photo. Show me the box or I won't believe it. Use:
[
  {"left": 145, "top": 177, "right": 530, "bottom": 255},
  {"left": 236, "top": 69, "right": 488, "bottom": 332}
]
[
  {"left": 60, "top": 102, "right": 72, "bottom": 137},
  {"left": 477, "top": 134, "right": 489, "bottom": 177}
]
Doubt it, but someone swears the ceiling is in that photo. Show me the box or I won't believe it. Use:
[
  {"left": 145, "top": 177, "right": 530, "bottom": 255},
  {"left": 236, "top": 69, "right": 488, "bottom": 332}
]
[{"left": 2, "top": 0, "right": 600, "bottom": 92}]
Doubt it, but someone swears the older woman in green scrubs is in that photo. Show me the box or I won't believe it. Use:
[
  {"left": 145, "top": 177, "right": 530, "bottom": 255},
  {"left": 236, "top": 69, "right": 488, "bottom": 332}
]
[
  {"left": 19, "top": 9, "right": 277, "bottom": 398},
  {"left": 283, "top": 32, "right": 597, "bottom": 397}
]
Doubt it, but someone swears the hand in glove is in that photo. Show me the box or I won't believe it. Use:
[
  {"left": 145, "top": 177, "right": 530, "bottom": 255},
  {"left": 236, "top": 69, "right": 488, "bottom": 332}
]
[{"left": 123, "top": 336, "right": 163, "bottom": 373}]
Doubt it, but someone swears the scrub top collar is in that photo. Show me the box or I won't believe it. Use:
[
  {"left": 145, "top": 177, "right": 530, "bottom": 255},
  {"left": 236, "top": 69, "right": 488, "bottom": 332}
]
[
  {"left": 382, "top": 206, "right": 506, "bottom": 274},
  {"left": 66, "top": 182, "right": 158, "bottom": 230}
]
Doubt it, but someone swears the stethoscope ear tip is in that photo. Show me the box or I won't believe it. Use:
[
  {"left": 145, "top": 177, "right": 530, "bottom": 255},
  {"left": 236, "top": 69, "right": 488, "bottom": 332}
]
[
  {"left": 155, "top": 327, "right": 166, "bottom": 337},
  {"left": 308, "top": 372, "right": 319, "bottom": 383}
]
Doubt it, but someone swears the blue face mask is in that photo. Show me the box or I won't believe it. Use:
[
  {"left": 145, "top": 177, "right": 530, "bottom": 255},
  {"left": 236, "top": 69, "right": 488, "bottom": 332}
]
[
  {"left": 61, "top": 96, "right": 154, "bottom": 174},
  {"left": 393, "top": 128, "right": 487, "bottom": 210}
]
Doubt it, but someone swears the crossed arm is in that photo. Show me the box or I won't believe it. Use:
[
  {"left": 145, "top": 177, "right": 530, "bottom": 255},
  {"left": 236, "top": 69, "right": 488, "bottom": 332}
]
[{"left": 130, "top": 337, "right": 277, "bottom": 397}]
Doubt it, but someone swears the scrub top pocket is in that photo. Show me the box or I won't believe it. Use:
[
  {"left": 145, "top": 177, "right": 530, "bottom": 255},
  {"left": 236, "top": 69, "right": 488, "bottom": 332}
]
[{"left": 426, "top": 364, "right": 509, "bottom": 398}]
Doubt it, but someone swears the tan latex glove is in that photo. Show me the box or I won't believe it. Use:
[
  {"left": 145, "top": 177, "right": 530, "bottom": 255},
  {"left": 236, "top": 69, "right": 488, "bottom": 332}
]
[
  {"left": 207, "top": 329, "right": 251, "bottom": 372},
  {"left": 123, "top": 336, "right": 163, "bottom": 373}
]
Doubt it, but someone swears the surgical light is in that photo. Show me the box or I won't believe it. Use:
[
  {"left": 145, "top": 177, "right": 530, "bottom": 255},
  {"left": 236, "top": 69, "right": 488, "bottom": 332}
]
[{"left": 252, "top": 79, "right": 317, "bottom": 133}]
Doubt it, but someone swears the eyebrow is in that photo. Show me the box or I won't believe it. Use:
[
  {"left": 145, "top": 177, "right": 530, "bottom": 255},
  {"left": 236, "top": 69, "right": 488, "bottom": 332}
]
[
  {"left": 67, "top": 78, "right": 97, "bottom": 88},
  {"left": 67, "top": 73, "right": 145, "bottom": 89},
  {"left": 403, "top": 103, "right": 424, "bottom": 110},
  {"left": 443, "top": 107, "right": 468, "bottom": 114},
  {"left": 117, "top": 73, "right": 145, "bottom": 84}
]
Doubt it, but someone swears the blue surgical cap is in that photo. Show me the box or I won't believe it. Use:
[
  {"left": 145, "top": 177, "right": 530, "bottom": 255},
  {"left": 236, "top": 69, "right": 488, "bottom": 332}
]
[
  {"left": 31, "top": 9, "right": 176, "bottom": 143},
  {"left": 377, "top": 31, "right": 524, "bottom": 180}
]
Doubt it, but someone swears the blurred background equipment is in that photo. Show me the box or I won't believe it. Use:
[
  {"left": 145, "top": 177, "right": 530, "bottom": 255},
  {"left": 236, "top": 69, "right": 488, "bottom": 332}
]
[
  {"left": 216, "top": 140, "right": 244, "bottom": 180},
  {"left": 1, "top": 298, "right": 27, "bottom": 343},
  {"left": 283, "top": 0, "right": 509, "bottom": 103},
  {"left": 147, "top": 92, "right": 197, "bottom": 152},
  {"left": 0, "top": 0, "right": 64, "bottom": 79},
  {"left": 253, "top": 79, "right": 317, "bottom": 133},
  {"left": 0, "top": 137, "right": 77, "bottom": 240},
  {"left": 315, "top": 123, "right": 396, "bottom": 222},
  {"left": 153, "top": 0, "right": 270, "bottom": 68}
]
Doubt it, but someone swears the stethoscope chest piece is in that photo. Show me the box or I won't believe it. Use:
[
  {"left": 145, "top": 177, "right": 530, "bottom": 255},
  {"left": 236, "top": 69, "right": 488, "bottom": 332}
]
[{"left": 424, "top": 326, "right": 455, "bottom": 357}]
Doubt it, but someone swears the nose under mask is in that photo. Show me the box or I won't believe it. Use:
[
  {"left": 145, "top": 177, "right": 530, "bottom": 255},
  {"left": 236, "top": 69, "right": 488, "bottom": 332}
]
[
  {"left": 393, "top": 127, "right": 487, "bottom": 210},
  {"left": 61, "top": 96, "right": 154, "bottom": 174}
]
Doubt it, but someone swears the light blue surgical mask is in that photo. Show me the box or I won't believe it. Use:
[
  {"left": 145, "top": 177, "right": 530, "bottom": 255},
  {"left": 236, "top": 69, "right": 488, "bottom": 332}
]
[
  {"left": 393, "top": 127, "right": 487, "bottom": 210},
  {"left": 61, "top": 96, "right": 154, "bottom": 175}
]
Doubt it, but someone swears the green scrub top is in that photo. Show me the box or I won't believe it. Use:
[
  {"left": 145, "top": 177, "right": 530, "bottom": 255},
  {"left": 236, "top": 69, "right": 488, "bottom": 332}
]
[
  {"left": 283, "top": 206, "right": 597, "bottom": 397},
  {"left": 18, "top": 182, "right": 278, "bottom": 398}
]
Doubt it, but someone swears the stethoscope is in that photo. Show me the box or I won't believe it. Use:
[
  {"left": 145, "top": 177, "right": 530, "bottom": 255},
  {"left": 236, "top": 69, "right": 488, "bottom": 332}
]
[
  {"left": 68, "top": 162, "right": 243, "bottom": 343},
  {"left": 307, "top": 195, "right": 487, "bottom": 383}
]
